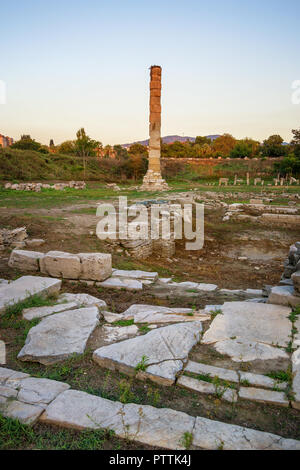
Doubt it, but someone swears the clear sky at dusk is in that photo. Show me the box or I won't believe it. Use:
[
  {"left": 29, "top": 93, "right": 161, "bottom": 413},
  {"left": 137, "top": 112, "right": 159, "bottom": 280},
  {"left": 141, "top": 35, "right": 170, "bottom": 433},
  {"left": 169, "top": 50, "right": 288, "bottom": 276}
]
[{"left": 1, "top": 0, "right": 300, "bottom": 145}]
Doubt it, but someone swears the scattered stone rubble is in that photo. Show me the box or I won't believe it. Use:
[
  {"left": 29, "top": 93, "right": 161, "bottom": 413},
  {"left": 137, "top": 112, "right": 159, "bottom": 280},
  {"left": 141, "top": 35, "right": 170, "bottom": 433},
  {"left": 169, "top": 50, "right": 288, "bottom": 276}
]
[
  {"left": 223, "top": 201, "right": 300, "bottom": 225},
  {"left": 4, "top": 181, "right": 86, "bottom": 191},
  {"left": 0, "top": 227, "right": 45, "bottom": 251}
]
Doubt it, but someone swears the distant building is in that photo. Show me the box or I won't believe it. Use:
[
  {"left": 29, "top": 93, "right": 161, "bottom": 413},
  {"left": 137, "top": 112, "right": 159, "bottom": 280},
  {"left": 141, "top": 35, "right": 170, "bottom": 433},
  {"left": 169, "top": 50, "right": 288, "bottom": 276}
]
[{"left": 0, "top": 134, "right": 14, "bottom": 147}]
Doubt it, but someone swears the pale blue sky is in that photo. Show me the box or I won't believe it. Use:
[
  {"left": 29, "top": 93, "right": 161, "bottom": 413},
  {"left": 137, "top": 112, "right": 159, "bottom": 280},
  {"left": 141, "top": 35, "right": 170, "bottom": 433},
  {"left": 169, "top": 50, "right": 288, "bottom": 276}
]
[{"left": 1, "top": 0, "right": 300, "bottom": 145}]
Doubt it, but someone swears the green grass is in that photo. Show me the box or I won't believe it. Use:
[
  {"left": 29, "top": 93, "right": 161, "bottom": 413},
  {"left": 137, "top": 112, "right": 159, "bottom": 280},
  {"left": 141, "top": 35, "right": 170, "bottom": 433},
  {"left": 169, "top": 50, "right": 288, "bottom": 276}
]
[
  {"left": 112, "top": 319, "right": 134, "bottom": 327},
  {"left": 0, "top": 414, "right": 117, "bottom": 450},
  {"left": 2, "top": 293, "right": 58, "bottom": 319}
]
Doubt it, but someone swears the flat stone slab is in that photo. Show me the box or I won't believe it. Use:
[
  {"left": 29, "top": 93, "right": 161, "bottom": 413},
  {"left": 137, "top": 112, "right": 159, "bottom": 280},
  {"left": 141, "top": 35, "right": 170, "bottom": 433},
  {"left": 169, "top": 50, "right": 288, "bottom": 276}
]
[
  {"left": 102, "top": 325, "right": 139, "bottom": 344},
  {"left": 268, "top": 285, "right": 300, "bottom": 307},
  {"left": 40, "top": 389, "right": 194, "bottom": 449},
  {"left": 40, "top": 389, "right": 123, "bottom": 430},
  {"left": 0, "top": 368, "right": 30, "bottom": 385},
  {"left": 239, "top": 371, "right": 287, "bottom": 390},
  {"left": 0, "top": 398, "right": 44, "bottom": 424},
  {"left": 197, "top": 283, "right": 218, "bottom": 292},
  {"left": 185, "top": 360, "right": 239, "bottom": 383},
  {"left": 178, "top": 375, "right": 238, "bottom": 403},
  {"left": 121, "top": 304, "right": 195, "bottom": 323},
  {"left": 0, "top": 341, "right": 5, "bottom": 364},
  {"left": 97, "top": 277, "right": 143, "bottom": 291},
  {"left": 0, "top": 276, "right": 62, "bottom": 315},
  {"left": 23, "top": 302, "right": 78, "bottom": 320},
  {"left": 112, "top": 269, "right": 158, "bottom": 281},
  {"left": 193, "top": 416, "right": 300, "bottom": 450},
  {"left": 213, "top": 339, "right": 289, "bottom": 363},
  {"left": 18, "top": 307, "right": 100, "bottom": 364},
  {"left": 93, "top": 322, "right": 202, "bottom": 385},
  {"left": 102, "top": 312, "right": 125, "bottom": 323},
  {"left": 16, "top": 377, "right": 70, "bottom": 406},
  {"left": 57, "top": 293, "right": 107, "bottom": 310},
  {"left": 292, "top": 348, "right": 300, "bottom": 410},
  {"left": 202, "top": 302, "right": 292, "bottom": 348},
  {"left": 239, "top": 386, "right": 289, "bottom": 407}
]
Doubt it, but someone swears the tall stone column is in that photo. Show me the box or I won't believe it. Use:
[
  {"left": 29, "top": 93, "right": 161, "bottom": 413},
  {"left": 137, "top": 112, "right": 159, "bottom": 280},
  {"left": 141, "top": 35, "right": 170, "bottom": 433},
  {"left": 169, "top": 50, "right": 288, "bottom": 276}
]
[{"left": 141, "top": 65, "right": 168, "bottom": 191}]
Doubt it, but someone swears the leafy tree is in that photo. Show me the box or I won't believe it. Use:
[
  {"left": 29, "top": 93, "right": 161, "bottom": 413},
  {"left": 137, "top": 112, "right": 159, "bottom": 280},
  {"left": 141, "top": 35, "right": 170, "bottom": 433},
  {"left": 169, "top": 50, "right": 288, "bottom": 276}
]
[
  {"left": 74, "top": 128, "right": 100, "bottom": 179},
  {"left": 212, "top": 134, "right": 236, "bottom": 157},
  {"left": 113, "top": 145, "right": 128, "bottom": 160},
  {"left": 261, "top": 135, "right": 285, "bottom": 157},
  {"left": 194, "top": 136, "right": 211, "bottom": 146},
  {"left": 291, "top": 127, "right": 300, "bottom": 159},
  {"left": 58, "top": 140, "right": 76, "bottom": 155},
  {"left": 11, "top": 135, "right": 48, "bottom": 153},
  {"left": 230, "top": 138, "right": 260, "bottom": 159}
]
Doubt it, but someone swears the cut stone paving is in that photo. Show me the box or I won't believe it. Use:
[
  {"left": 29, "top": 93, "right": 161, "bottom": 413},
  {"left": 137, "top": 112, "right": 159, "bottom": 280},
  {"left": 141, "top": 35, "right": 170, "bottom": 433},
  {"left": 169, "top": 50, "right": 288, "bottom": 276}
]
[
  {"left": 93, "top": 322, "right": 202, "bottom": 385},
  {"left": 292, "top": 348, "right": 300, "bottom": 410},
  {"left": 202, "top": 302, "right": 292, "bottom": 352},
  {"left": 23, "top": 302, "right": 79, "bottom": 320},
  {"left": 40, "top": 388, "right": 300, "bottom": 450},
  {"left": 120, "top": 304, "right": 203, "bottom": 323},
  {"left": 239, "top": 386, "right": 289, "bottom": 407},
  {"left": 57, "top": 292, "right": 107, "bottom": 310},
  {"left": 18, "top": 307, "right": 100, "bottom": 364},
  {"left": 97, "top": 277, "right": 143, "bottom": 291},
  {"left": 268, "top": 285, "right": 300, "bottom": 307},
  {"left": 213, "top": 339, "right": 289, "bottom": 363},
  {"left": 0, "top": 276, "right": 61, "bottom": 315},
  {"left": 177, "top": 375, "right": 238, "bottom": 403},
  {"left": 112, "top": 269, "right": 158, "bottom": 281}
]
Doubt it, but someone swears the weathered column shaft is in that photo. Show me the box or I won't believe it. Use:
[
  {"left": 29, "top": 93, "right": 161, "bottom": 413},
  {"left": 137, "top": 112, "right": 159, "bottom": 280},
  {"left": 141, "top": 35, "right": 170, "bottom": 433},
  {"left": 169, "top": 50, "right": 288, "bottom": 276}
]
[
  {"left": 140, "top": 65, "right": 168, "bottom": 191},
  {"left": 149, "top": 65, "right": 162, "bottom": 173}
]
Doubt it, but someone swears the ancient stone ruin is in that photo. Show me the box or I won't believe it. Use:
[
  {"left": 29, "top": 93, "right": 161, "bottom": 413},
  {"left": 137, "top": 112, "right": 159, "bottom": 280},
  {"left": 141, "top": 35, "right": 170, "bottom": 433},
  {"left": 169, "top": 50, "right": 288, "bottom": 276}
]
[{"left": 141, "top": 65, "right": 168, "bottom": 191}]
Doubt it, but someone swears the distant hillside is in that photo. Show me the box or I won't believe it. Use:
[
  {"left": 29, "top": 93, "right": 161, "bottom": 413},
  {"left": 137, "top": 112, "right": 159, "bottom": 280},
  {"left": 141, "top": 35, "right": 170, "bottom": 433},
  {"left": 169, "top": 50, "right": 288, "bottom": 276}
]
[{"left": 122, "top": 134, "right": 220, "bottom": 148}]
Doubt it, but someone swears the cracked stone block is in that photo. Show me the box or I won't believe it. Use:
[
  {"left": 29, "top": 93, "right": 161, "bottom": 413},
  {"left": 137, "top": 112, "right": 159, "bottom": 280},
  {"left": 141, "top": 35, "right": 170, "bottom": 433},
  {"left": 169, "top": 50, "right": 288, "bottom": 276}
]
[
  {"left": 40, "top": 389, "right": 123, "bottom": 430},
  {"left": 16, "top": 377, "right": 70, "bottom": 406},
  {"left": 0, "top": 368, "right": 30, "bottom": 386},
  {"left": 121, "top": 304, "right": 195, "bottom": 323},
  {"left": 23, "top": 302, "right": 78, "bottom": 320},
  {"left": 97, "top": 277, "right": 143, "bottom": 291},
  {"left": 202, "top": 302, "right": 291, "bottom": 348},
  {"left": 193, "top": 416, "right": 300, "bottom": 450},
  {"left": 57, "top": 293, "right": 107, "bottom": 310},
  {"left": 0, "top": 276, "right": 62, "bottom": 315},
  {"left": 78, "top": 253, "right": 112, "bottom": 281},
  {"left": 8, "top": 249, "right": 44, "bottom": 272},
  {"left": 292, "top": 348, "right": 300, "bottom": 410},
  {"left": 267, "top": 285, "right": 300, "bottom": 307},
  {"left": 93, "top": 322, "right": 202, "bottom": 386},
  {"left": 18, "top": 307, "right": 100, "bottom": 365},
  {"left": 178, "top": 375, "right": 238, "bottom": 403},
  {"left": 0, "top": 385, "right": 18, "bottom": 398},
  {"left": 213, "top": 339, "right": 289, "bottom": 363},
  {"left": 112, "top": 270, "right": 158, "bottom": 281},
  {"left": 102, "top": 325, "right": 139, "bottom": 344},
  {"left": 120, "top": 403, "right": 195, "bottom": 449},
  {"left": 0, "top": 341, "right": 5, "bottom": 364},
  {"left": 184, "top": 360, "right": 239, "bottom": 383},
  {"left": 291, "top": 270, "right": 300, "bottom": 293},
  {"left": 239, "top": 371, "right": 287, "bottom": 390},
  {"left": 40, "top": 251, "right": 81, "bottom": 279},
  {"left": 239, "top": 386, "right": 289, "bottom": 407},
  {"left": 0, "top": 398, "right": 44, "bottom": 425}
]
